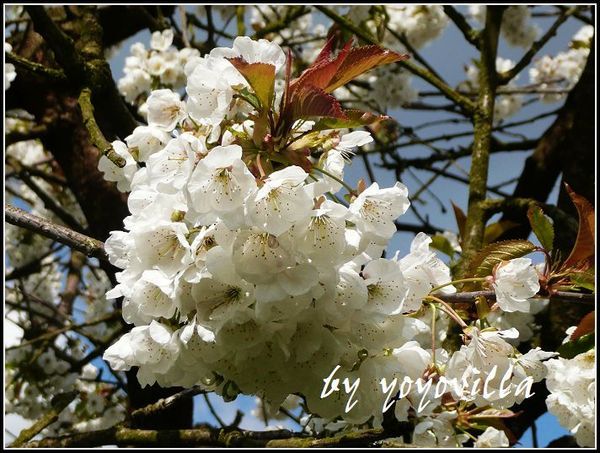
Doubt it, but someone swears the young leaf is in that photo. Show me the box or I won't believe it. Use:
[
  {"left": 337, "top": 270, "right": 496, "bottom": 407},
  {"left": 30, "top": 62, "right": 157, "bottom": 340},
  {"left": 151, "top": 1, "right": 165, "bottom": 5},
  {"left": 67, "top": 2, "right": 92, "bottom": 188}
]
[
  {"left": 227, "top": 58, "right": 276, "bottom": 110},
  {"left": 527, "top": 205, "right": 555, "bottom": 252},
  {"left": 570, "top": 311, "right": 595, "bottom": 341},
  {"left": 431, "top": 234, "right": 457, "bottom": 257},
  {"left": 451, "top": 202, "right": 467, "bottom": 244},
  {"left": 290, "top": 38, "right": 353, "bottom": 94},
  {"left": 291, "top": 84, "right": 347, "bottom": 120},
  {"left": 563, "top": 184, "right": 595, "bottom": 268},
  {"left": 569, "top": 268, "right": 595, "bottom": 291},
  {"left": 468, "top": 239, "right": 537, "bottom": 278},
  {"left": 289, "top": 37, "right": 408, "bottom": 96},
  {"left": 557, "top": 332, "right": 594, "bottom": 359},
  {"left": 483, "top": 220, "right": 519, "bottom": 245},
  {"left": 323, "top": 45, "right": 408, "bottom": 93}
]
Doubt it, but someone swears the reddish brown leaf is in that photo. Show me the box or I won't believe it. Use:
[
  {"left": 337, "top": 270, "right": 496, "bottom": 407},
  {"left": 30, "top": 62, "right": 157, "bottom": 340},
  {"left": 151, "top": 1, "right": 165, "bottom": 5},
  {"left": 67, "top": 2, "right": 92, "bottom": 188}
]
[
  {"left": 563, "top": 184, "right": 595, "bottom": 268},
  {"left": 324, "top": 45, "right": 408, "bottom": 93},
  {"left": 451, "top": 201, "right": 467, "bottom": 244},
  {"left": 291, "top": 84, "right": 347, "bottom": 120},
  {"left": 312, "top": 34, "right": 345, "bottom": 67},
  {"left": 290, "top": 39, "right": 353, "bottom": 96},
  {"left": 227, "top": 57, "right": 276, "bottom": 109},
  {"left": 571, "top": 311, "right": 595, "bottom": 341}
]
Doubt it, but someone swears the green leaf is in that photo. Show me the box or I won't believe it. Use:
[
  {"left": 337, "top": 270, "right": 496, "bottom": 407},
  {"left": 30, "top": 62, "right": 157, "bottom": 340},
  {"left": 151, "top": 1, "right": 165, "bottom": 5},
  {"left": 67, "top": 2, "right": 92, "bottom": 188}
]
[
  {"left": 236, "top": 87, "right": 261, "bottom": 110},
  {"left": 468, "top": 240, "right": 537, "bottom": 278},
  {"left": 227, "top": 57, "right": 276, "bottom": 109},
  {"left": 483, "top": 220, "right": 519, "bottom": 245},
  {"left": 431, "top": 234, "right": 457, "bottom": 257},
  {"left": 557, "top": 332, "right": 595, "bottom": 359},
  {"left": 569, "top": 268, "right": 595, "bottom": 291},
  {"left": 527, "top": 205, "right": 555, "bottom": 252}
]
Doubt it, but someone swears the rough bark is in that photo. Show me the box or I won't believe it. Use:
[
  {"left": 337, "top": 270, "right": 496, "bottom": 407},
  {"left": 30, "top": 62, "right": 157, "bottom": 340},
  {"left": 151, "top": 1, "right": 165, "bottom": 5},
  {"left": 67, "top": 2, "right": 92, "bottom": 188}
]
[{"left": 498, "top": 42, "right": 594, "bottom": 252}]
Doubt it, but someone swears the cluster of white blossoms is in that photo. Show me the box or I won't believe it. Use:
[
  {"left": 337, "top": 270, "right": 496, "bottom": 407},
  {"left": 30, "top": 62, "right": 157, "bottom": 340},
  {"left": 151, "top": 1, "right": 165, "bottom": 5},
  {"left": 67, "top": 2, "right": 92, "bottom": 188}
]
[
  {"left": 529, "top": 25, "right": 593, "bottom": 103},
  {"left": 386, "top": 6, "right": 449, "bottom": 49},
  {"left": 5, "top": 131, "right": 126, "bottom": 434},
  {"left": 462, "top": 57, "right": 524, "bottom": 122},
  {"left": 96, "top": 34, "right": 566, "bottom": 445},
  {"left": 117, "top": 29, "right": 201, "bottom": 108},
  {"left": 368, "top": 67, "right": 419, "bottom": 110},
  {"left": 470, "top": 5, "right": 539, "bottom": 48},
  {"left": 5, "top": 42, "right": 17, "bottom": 90},
  {"left": 545, "top": 335, "right": 595, "bottom": 447},
  {"left": 5, "top": 329, "right": 126, "bottom": 436}
]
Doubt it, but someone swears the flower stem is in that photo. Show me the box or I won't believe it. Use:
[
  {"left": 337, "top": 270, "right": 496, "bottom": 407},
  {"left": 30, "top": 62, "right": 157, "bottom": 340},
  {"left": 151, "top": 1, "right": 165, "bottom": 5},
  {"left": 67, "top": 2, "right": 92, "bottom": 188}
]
[
  {"left": 425, "top": 295, "right": 468, "bottom": 330},
  {"left": 429, "top": 277, "right": 487, "bottom": 294},
  {"left": 311, "top": 166, "right": 356, "bottom": 196}
]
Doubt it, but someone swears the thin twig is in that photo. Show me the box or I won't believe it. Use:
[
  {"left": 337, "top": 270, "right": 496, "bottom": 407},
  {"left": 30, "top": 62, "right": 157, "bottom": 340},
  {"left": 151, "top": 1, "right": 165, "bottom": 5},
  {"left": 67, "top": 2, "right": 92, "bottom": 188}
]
[
  {"left": 131, "top": 386, "right": 206, "bottom": 423},
  {"left": 78, "top": 87, "right": 126, "bottom": 168}
]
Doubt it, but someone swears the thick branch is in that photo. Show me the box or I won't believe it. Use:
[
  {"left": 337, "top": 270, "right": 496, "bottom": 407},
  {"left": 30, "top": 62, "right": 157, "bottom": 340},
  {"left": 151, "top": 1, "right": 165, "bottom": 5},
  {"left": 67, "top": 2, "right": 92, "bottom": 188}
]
[
  {"left": 6, "top": 51, "right": 67, "bottom": 81},
  {"left": 23, "top": 426, "right": 387, "bottom": 448},
  {"left": 498, "top": 39, "right": 594, "bottom": 246},
  {"left": 457, "top": 7, "right": 504, "bottom": 276},
  {"left": 5, "top": 204, "right": 108, "bottom": 262}
]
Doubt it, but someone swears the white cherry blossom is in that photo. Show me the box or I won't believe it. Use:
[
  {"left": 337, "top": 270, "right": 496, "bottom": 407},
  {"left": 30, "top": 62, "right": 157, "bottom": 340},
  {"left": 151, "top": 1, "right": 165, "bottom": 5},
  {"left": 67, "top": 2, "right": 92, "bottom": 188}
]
[{"left": 492, "top": 258, "right": 540, "bottom": 313}]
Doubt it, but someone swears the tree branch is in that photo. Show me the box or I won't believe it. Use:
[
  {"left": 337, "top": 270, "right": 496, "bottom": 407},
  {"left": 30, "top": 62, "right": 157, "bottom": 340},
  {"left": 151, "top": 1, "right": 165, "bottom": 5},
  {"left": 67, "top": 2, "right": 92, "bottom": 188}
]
[
  {"left": 5, "top": 204, "right": 108, "bottom": 262},
  {"left": 131, "top": 387, "right": 206, "bottom": 424},
  {"left": 11, "top": 391, "right": 79, "bottom": 447},
  {"left": 78, "top": 87, "right": 126, "bottom": 167},
  {"left": 23, "top": 425, "right": 387, "bottom": 448},
  {"left": 457, "top": 6, "right": 504, "bottom": 276},
  {"left": 6, "top": 51, "right": 67, "bottom": 81},
  {"left": 498, "top": 6, "right": 577, "bottom": 85},
  {"left": 443, "top": 6, "right": 480, "bottom": 49},
  {"left": 436, "top": 290, "right": 594, "bottom": 305}
]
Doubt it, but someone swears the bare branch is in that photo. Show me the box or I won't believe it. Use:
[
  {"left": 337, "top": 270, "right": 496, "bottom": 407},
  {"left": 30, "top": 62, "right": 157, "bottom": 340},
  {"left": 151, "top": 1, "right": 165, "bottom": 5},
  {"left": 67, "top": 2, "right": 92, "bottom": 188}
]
[
  {"left": 11, "top": 391, "right": 79, "bottom": 447},
  {"left": 5, "top": 204, "right": 108, "bottom": 262},
  {"left": 23, "top": 425, "right": 387, "bottom": 448},
  {"left": 78, "top": 87, "right": 126, "bottom": 167},
  {"left": 131, "top": 387, "right": 206, "bottom": 424},
  {"left": 443, "top": 6, "right": 480, "bottom": 49},
  {"left": 6, "top": 51, "right": 67, "bottom": 81}
]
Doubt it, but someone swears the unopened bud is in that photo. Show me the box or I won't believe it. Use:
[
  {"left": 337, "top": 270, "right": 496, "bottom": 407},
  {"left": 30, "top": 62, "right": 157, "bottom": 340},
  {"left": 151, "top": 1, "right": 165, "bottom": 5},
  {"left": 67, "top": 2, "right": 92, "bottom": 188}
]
[{"left": 171, "top": 210, "right": 186, "bottom": 222}]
